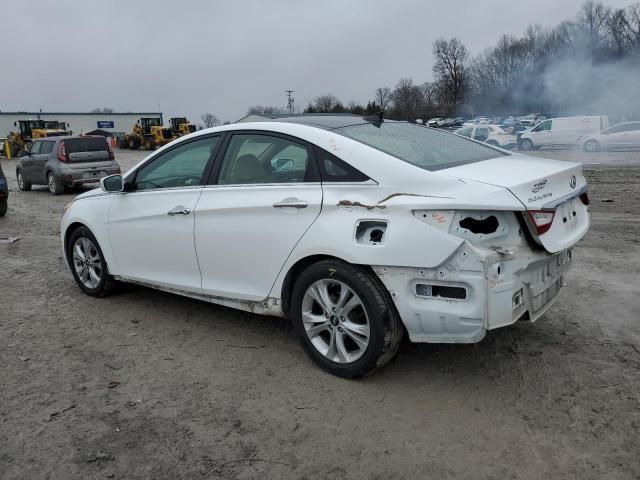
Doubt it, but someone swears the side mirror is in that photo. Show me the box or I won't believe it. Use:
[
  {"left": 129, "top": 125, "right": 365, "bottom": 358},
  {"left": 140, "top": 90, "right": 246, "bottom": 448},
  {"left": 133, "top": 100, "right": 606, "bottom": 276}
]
[{"left": 101, "top": 174, "right": 124, "bottom": 193}]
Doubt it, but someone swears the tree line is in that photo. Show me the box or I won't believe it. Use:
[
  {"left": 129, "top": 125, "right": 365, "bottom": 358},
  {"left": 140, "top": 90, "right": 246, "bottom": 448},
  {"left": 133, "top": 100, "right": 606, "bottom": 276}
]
[{"left": 246, "top": 1, "right": 640, "bottom": 121}]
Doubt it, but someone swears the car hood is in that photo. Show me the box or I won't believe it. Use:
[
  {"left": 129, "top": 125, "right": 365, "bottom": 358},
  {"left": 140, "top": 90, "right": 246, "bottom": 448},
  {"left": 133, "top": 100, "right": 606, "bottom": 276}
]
[{"left": 74, "top": 187, "right": 104, "bottom": 200}]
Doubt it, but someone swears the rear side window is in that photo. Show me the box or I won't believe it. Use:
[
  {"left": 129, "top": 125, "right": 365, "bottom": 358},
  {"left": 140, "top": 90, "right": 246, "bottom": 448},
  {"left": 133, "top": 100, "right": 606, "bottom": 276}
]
[
  {"left": 334, "top": 122, "right": 506, "bottom": 171},
  {"left": 66, "top": 137, "right": 108, "bottom": 153},
  {"left": 314, "top": 147, "right": 369, "bottom": 182},
  {"left": 40, "top": 141, "right": 54, "bottom": 154}
]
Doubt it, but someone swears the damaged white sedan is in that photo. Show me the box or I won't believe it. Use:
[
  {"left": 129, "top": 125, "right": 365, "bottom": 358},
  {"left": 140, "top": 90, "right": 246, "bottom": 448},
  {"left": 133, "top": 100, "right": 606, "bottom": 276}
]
[{"left": 60, "top": 115, "right": 590, "bottom": 378}]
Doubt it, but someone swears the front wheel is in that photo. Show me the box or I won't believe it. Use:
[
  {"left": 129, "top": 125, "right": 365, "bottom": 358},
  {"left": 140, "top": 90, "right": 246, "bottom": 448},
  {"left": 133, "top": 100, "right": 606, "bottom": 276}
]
[
  {"left": 67, "top": 226, "right": 114, "bottom": 296},
  {"left": 0, "top": 198, "right": 7, "bottom": 217},
  {"left": 17, "top": 170, "right": 32, "bottom": 191},
  {"left": 584, "top": 139, "right": 600, "bottom": 152},
  {"left": 519, "top": 139, "right": 533, "bottom": 151},
  {"left": 290, "top": 260, "right": 403, "bottom": 378}
]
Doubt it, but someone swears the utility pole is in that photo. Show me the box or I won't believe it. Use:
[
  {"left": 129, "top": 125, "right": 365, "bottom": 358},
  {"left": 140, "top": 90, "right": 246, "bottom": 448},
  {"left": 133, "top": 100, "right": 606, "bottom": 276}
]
[{"left": 285, "top": 90, "right": 295, "bottom": 115}]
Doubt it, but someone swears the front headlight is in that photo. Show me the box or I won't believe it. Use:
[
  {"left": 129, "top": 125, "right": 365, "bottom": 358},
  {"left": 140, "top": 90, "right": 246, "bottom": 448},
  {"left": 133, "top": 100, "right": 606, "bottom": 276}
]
[{"left": 61, "top": 201, "right": 74, "bottom": 217}]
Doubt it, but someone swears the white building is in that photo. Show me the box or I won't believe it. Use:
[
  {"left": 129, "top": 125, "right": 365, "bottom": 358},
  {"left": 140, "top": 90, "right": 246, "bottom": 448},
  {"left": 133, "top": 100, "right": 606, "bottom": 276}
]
[{"left": 0, "top": 111, "right": 163, "bottom": 137}]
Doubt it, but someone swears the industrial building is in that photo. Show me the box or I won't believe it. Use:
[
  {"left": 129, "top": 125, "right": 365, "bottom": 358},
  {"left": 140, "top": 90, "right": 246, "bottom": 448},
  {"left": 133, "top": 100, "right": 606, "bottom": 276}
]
[{"left": 0, "top": 111, "right": 163, "bottom": 138}]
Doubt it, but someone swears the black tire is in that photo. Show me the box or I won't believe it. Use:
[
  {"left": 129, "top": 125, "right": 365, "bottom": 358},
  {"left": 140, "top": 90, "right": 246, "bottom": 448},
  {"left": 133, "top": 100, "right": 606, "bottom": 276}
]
[
  {"left": 0, "top": 198, "right": 7, "bottom": 217},
  {"left": 290, "top": 259, "right": 403, "bottom": 378},
  {"left": 16, "top": 170, "right": 32, "bottom": 191},
  {"left": 519, "top": 139, "right": 534, "bottom": 151},
  {"left": 66, "top": 226, "right": 115, "bottom": 297},
  {"left": 47, "top": 171, "right": 64, "bottom": 196},
  {"left": 129, "top": 138, "right": 139, "bottom": 150},
  {"left": 486, "top": 140, "right": 500, "bottom": 147},
  {"left": 584, "top": 139, "right": 600, "bottom": 152}
]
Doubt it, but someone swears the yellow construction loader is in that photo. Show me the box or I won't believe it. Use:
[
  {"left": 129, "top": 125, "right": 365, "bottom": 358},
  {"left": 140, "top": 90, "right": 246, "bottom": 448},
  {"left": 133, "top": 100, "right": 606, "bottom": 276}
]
[
  {"left": 3, "top": 120, "right": 70, "bottom": 158},
  {"left": 169, "top": 117, "right": 197, "bottom": 137},
  {"left": 122, "top": 117, "right": 175, "bottom": 150}
]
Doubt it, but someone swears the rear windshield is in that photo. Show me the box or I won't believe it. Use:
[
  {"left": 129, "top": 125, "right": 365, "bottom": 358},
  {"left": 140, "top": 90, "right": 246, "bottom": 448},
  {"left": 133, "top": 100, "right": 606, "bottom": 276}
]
[
  {"left": 66, "top": 137, "right": 108, "bottom": 153},
  {"left": 334, "top": 122, "right": 507, "bottom": 171}
]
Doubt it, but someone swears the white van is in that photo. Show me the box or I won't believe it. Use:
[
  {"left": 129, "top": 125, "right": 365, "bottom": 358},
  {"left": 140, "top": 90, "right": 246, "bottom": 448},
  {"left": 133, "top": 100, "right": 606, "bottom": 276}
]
[{"left": 518, "top": 116, "right": 609, "bottom": 150}]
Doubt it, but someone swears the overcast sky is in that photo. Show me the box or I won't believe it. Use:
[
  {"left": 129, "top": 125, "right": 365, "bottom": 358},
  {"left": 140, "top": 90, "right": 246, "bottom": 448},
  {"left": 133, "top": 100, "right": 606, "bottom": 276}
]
[{"left": 0, "top": 0, "right": 632, "bottom": 123}]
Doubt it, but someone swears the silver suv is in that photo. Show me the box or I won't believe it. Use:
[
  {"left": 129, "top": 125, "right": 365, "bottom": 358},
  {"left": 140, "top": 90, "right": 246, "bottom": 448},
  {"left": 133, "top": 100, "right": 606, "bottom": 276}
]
[{"left": 16, "top": 136, "right": 120, "bottom": 195}]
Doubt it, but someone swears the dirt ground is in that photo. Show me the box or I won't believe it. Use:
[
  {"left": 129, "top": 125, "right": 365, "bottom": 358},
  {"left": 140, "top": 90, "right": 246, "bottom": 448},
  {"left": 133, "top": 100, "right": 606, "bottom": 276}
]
[{"left": 1, "top": 149, "right": 639, "bottom": 480}]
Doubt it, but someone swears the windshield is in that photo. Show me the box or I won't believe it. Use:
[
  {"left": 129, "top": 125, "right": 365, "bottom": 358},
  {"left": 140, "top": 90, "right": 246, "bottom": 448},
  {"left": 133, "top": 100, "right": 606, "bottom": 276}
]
[{"left": 334, "top": 122, "right": 507, "bottom": 171}]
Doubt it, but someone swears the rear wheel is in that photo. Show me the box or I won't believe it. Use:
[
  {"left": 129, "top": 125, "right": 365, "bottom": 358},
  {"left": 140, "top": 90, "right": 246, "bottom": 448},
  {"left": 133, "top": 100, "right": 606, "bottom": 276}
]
[
  {"left": 519, "top": 138, "right": 533, "bottom": 151},
  {"left": 0, "top": 198, "right": 7, "bottom": 217},
  {"left": 290, "top": 260, "right": 403, "bottom": 378},
  {"left": 584, "top": 139, "right": 600, "bottom": 152},
  {"left": 67, "top": 226, "right": 115, "bottom": 296},
  {"left": 144, "top": 138, "right": 155, "bottom": 150},
  {"left": 47, "top": 172, "right": 64, "bottom": 195},
  {"left": 16, "top": 170, "right": 32, "bottom": 191}
]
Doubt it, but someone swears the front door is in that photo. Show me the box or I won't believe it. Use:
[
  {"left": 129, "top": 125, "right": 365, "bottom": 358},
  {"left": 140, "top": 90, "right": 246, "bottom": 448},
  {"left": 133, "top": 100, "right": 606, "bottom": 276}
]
[
  {"left": 194, "top": 132, "right": 322, "bottom": 301},
  {"left": 21, "top": 141, "right": 42, "bottom": 181},
  {"left": 108, "top": 135, "right": 221, "bottom": 292}
]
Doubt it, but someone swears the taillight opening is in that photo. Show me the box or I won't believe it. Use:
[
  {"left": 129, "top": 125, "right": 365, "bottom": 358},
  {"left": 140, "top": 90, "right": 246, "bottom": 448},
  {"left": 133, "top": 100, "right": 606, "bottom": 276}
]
[
  {"left": 579, "top": 191, "right": 590, "bottom": 205},
  {"left": 57, "top": 141, "right": 67, "bottom": 162},
  {"left": 527, "top": 210, "right": 555, "bottom": 235}
]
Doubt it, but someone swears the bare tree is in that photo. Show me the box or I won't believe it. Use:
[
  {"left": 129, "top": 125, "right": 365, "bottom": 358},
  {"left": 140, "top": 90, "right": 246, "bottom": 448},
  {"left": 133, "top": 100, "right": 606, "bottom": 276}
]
[
  {"left": 432, "top": 38, "right": 469, "bottom": 105},
  {"left": 391, "top": 78, "right": 424, "bottom": 118},
  {"left": 374, "top": 87, "right": 392, "bottom": 110},
  {"left": 247, "top": 105, "right": 284, "bottom": 115},
  {"left": 313, "top": 94, "right": 341, "bottom": 112},
  {"left": 201, "top": 112, "right": 220, "bottom": 128}
]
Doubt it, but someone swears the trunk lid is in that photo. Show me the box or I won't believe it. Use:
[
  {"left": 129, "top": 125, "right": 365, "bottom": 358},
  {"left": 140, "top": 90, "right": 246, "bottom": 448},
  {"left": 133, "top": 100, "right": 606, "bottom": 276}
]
[{"left": 439, "top": 154, "right": 589, "bottom": 253}]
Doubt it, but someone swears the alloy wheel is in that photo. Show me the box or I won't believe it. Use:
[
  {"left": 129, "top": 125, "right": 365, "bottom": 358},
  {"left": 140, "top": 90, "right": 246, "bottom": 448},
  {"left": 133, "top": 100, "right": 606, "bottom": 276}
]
[
  {"left": 48, "top": 173, "right": 57, "bottom": 194},
  {"left": 72, "top": 237, "right": 103, "bottom": 289},
  {"left": 301, "top": 279, "right": 370, "bottom": 364},
  {"left": 17, "top": 172, "right": 24, "bottom": 190}
]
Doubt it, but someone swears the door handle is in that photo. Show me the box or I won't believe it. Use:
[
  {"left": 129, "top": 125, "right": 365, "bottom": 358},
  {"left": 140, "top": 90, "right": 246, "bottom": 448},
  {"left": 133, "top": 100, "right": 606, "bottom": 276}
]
[
  {"left": 167, "top": 206, "right": 191, "bottom": 216},
  {"left": 273, "top": 198, "right": 308, "bottom": 209}
]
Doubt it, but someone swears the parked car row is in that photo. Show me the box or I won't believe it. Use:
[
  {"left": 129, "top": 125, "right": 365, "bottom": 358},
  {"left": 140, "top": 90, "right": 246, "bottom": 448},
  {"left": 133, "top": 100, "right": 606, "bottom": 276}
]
[{"left": 451, "top": 115, "right": 640, "bottom": 152}]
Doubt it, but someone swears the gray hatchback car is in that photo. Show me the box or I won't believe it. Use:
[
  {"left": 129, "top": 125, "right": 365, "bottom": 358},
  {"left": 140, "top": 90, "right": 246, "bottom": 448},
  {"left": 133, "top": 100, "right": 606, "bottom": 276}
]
[{"left": 16, "top": 136, "right": 120, "bottom": 195}]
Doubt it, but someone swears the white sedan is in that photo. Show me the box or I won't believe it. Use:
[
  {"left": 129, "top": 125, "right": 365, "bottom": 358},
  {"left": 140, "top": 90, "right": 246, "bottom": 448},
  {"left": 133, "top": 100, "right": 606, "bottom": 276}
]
[
  {"left": 60, "top": 116, "right": 590, "bottom": 378},
  {"left": 454, "top": 124, "right": 518, "bottom": 149}
]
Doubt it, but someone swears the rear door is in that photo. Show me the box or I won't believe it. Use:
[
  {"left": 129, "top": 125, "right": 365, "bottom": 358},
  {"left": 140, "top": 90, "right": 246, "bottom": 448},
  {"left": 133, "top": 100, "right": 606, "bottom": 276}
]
[
  {"left": 194, "top": 131, "right": 322, "bottom": 301},
  {"left": 618, "top": 122, "right": 640, "bottom": 149},
  {"left": 34, "top": 140, "right": 55, "bottom": 182}
]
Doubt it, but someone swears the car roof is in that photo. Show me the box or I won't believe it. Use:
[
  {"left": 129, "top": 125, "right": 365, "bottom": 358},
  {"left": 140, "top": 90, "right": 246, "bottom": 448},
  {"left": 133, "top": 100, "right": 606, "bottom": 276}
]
[
  {"left": 34, "top": 135, "right": 105, "bottom": 141},
  {"left": 263, "top": 114, "right": 373, "bottom": 130}
]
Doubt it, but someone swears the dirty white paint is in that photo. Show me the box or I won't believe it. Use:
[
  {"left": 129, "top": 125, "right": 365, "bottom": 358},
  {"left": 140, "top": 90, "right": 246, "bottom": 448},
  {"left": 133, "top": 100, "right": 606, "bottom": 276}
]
[{"left": 61, "top": 121, "right": 590, "bottom": 343}]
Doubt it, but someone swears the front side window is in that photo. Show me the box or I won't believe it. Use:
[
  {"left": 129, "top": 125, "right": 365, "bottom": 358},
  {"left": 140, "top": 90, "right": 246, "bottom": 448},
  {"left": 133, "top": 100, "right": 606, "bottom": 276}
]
[
  {"left": 218, "top": 134, "right": 314, "bottom": 185},
  {"left": 134, "top": 136, "right": 219, "bottom": 191},
  {"left": 334, "top": 122, "right": 507, "bottom": 171},
  {"left": 30, "top": 142, "right": 42, "bottom": 154},
  {"left": 533, "top": 120, "right": 552, "bottom": 132}
]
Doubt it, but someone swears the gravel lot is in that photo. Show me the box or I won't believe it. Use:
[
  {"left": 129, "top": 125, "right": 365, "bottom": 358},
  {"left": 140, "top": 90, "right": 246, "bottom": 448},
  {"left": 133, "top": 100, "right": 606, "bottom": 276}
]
[{"left": 1, "top": 149, "right": 639, "bottom": 479}]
